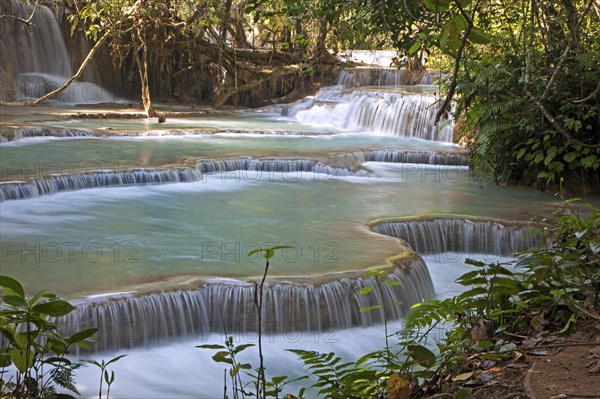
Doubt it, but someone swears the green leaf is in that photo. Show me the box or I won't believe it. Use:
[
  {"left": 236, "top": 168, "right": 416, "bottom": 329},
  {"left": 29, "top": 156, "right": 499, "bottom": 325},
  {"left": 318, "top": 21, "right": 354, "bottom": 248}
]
[
  {"left": 564, "top": 151, "right": 579, "bottom": 163},
  {"left": 516, "top": 148, "right": 527, "bottom": 160},
  {"left": 0, "top": 276, "right": 25, "bottom": 298},
  {"left": 270, "top": 375, "right": 288, "bottom": 386},
  {"left": 247, "top": 249, "right": 264, "bottom": 257},
  {"left": 2, "top": 295, "right": 27, "bottom": 308},
  {"left": 10, "top": 348, "right": 34, "bottom": 373},
  {"left": 407, "top": 344, "right": 436, "bottom": 368},
  {"left": 212, "top": 351, "right": 233, "bottom": 364},
  {"left": 28, "top": 290, "right": 48, "bottom": 307},
  {"left": 440, "top": 20, "right": 462, "bottom": 57},
  {"left": 408, "top": 41, "right": 421, "bottom": 56},
  {"left": 233, "top": 343, "right": 255, "bottom": 354},
  {"left": 32, "top": 300, "right": 76, "bottom": 317},
  {"left": 468, "top": 26, "right": 491, "bottom": 44},
  {"left": 0, "top": 352, "right": 11, "bottom": 367},
  {"left": 104, "top": 354, "right": 127, "bottom": 366},
  {"left": 68, "top": 327, "right": 99, "bottom": 345},
  {"left": 359, "top": 286, "right": 373, "bottom": 295},
  {"left": 196, "top": 344, "right": 226, "bottom": 350}
]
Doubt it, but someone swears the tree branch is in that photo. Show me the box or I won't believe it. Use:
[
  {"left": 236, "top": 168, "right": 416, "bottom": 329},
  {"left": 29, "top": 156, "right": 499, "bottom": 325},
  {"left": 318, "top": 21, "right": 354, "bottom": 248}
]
[
  {"left": 526, "top": 89, "right": 600, "bottom": 149},
  {"left": 434, "top": 0, "right": 481, "bottom": 124},
  {"left": 539, "top": 0, "right": 595, "bottom": 103}
]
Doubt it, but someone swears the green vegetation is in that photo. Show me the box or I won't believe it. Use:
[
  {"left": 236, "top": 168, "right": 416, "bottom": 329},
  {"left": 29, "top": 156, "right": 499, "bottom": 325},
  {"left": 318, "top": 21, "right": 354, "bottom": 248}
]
[
  {"left": 0, "top": 276, "right": 96, "bottom": 397},
  {"left": 0, "top": 277, "right": 125, "bottom": 399}
]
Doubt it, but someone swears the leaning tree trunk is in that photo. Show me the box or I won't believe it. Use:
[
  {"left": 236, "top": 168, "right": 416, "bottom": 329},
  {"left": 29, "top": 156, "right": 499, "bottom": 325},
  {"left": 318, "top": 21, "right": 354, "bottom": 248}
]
[{"left": 133, "top": 0, "right": 158, "bottom": 119}]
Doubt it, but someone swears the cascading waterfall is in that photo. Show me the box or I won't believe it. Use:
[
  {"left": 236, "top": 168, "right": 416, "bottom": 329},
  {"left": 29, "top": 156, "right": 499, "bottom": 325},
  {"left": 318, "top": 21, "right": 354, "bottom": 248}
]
[
  {"left": 347, "top": 149, "right": 468, "bottom": 166},
  {"left": 0, "top": 0, "right": 115, "bottom": 103},
  {"left": 0, "top": 157, "right": 358, "bottom": 201},
  {"left": 0, "top": 169, "right": 202, "bottom": 201},
  {"left": 335, "top": 68, "right": 437, "bottom": 88},
  {"left": 59, "top": 261, "right": 434, "bottom": 352},
  {"left": 10, "top": 128, "right": 93, "bottom": 141},
  {"left": 294, "top": 91, "right": 453, "bottom": 142},
  {"left": 372, "top": 219, "right": 544, "bottom": 257},
  {"left": 0, "top": 149, "right": 472, "bottom": 201}
]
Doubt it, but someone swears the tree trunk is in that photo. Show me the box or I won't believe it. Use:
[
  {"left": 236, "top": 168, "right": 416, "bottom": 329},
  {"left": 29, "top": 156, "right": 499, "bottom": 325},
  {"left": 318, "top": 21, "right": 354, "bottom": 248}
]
[{"left": 134, "top": 0, "right": 158, "bottom": 119}]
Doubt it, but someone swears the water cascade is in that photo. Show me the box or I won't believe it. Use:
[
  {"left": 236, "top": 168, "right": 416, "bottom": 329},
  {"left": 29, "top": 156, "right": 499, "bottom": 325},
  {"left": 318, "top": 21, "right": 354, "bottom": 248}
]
[
  {"left": 1, "top": 150, "right": 470, "bottom": 201},
  {"left": 59, "top": 260, "right": 434, "bottom": 352},
  {"left": 10, "top": 127, "right": 93, "bottom": 141},
  {"left": 0, "top": 0, "right": 115, "bottom": 103},
  {"left": 372, "top": 218, "right": 545, "bottom": 257},
  {"left": 347, "top": 149, "right": 468, "bottom": 166},
  {"left": 335, "top": 68, "right": 438, "bottom": 88},
  {"left": 289, "top": 68, "right": 453, "bottom": 141}
]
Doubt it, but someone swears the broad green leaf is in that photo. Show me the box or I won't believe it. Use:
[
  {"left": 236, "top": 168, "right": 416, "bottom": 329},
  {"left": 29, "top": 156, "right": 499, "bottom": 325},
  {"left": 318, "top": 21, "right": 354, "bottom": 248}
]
[
  {"left": 2, "top": 295, "right": 27, "bottom": 308},
  {"left": 516, "top": 148, "right": 527, "bottom": 160},
  {"left": 468, "top": 26, "right": 491, "bottom": 44},
  {"left": 10, "top": 348, "right": 34, "bottom": 373},
  {"left": 212, "top": 351, "right": 233, "bottom": 364},
  {"left": 408, "top": 41, "right": 421, "bottom": 56},
  {"left": 32, "top": 300, "right": 75, "bottom": 317},
  {"left": 440, "top": 20, "right": 462, "bottom": 57},
  {"left": 359, "top": 286, "right": 373, "bottom": 295},
  {"left": 407, "top": 344, "right": 436, "bottom": 368},
  {"left": 28, "top": 290, "right": 47, "bottom": 307},
  {"left": 564, "top": 151, "right": 579, "bottom": 163},
  {"left": 68, "top": 327, "right": 99, "bottom": 345},
  {"left": 0, "top": 276, "right": 25, "bottom": 298}
]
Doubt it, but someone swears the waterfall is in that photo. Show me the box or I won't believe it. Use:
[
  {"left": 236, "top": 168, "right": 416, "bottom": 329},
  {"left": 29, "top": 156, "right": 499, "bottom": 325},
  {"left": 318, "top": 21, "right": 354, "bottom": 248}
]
[
  {"left": 348, "top": 150, "right": 468, "bottom": 166},
  {"left": 0, "top": 169, "right": 202, "bottom": 201},
  {"left": 0, "top": 157, "right": 358, "bottom": 201},
  {"left": 335, "top": 68, "right": 438, "bottom": 88},
  {"left": 196, "top": 157, "right": 356, "bottom": 176},
  {"left": 58, "top": 261, "right": 434, "bottom": 352},
  {"left": 0, "top": 151, "right": 473, "bottom": 201},
  {"left": 9, "top": 127, "right": 93, "bottom": 141},
  {"left": 0, "top": 0, "right": 116, "bottom": 103},
  {"left": 372, "top": 219, "right": 544, "bottom": 257}
]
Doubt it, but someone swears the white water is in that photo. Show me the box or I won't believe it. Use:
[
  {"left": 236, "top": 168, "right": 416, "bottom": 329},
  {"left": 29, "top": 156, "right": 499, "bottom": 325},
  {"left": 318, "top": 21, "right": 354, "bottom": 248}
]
[
  {"left": 1, "top": 0, "right": 118, "bottom": 104},
  {"left": 70, "top": 252, "right": 511, "bottom": 398}
]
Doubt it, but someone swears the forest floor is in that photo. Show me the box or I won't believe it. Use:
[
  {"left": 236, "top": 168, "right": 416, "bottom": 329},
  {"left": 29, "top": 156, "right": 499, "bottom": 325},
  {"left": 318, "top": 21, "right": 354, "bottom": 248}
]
[{"left": 429, "top": 320, "right": 600, "bottom": 399}]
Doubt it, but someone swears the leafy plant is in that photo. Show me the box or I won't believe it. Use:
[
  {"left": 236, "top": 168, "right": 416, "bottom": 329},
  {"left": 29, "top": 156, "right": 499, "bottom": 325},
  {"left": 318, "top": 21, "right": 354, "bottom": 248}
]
[
  {"left": 84, "top": 355, "right": 127, "bottom": 399},
  {"left": 0, "top": 276, "right": 98, "bottom": 398},
  {"left": 197, "top": 336, "right": 254, "bottom": 399},
  {"left": 517, "top": 198, "right": 600, "bottom": 332},
  {"left": 198, "top": 245, "right": 292, "bottom": 399}
]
